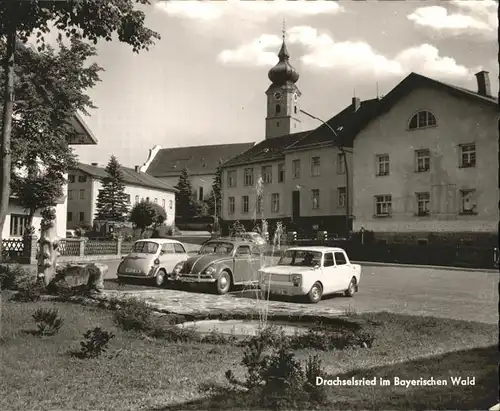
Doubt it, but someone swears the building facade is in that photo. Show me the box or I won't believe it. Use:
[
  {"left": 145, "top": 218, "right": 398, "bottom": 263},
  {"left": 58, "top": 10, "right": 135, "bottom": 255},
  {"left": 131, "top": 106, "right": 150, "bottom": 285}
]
[
  {"left": 4, "top": 113, "right": 97, "bottom": 240},
  {"left": 67, "top": 163, "right": 177, "bottom": 229},
  {"left": 220, "top": 34, "right": 377, "bottom": 236},
  {"left": 139, "top": 142, "right": 254, "bottom": 206},
  {"left": 352, "top": 71, "right": 498, "bottom": 244}
]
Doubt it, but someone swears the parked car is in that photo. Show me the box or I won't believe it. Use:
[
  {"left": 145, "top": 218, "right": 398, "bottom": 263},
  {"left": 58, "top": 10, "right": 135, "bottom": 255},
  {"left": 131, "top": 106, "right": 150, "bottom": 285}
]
[
  {"left": 172, "top": 238, "right": 263, "bottom": 294},
  {"left": 117, "top": 239, "right": 189, "bottom": 287},
  {"left": 65, "top": 230, "right": 77, "bottom": 238},
  {"left": 258, "top": 246, "right": 361, "bottom": 303}
]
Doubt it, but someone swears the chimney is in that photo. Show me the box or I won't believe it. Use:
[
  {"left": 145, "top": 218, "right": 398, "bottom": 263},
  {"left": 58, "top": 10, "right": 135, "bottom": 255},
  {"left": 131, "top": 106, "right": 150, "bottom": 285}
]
[
  {"left": 135, "top": 165, "right": 140, "bottom": 172},
  {"left": 475, "top": 71, "right": 491, "bottom": 96},
  {"left": 91, "top": 162, "right": 98, "bottom": 166},
  {"left": 352, "top": 97, "right": 361, "bottom": 112}
]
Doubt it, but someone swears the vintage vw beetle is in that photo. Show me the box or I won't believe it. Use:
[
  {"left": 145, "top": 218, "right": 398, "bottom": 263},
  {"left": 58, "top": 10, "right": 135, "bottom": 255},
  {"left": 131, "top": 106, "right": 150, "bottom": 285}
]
[{"left": 172, "top": 238, "right": 264, "bottom": 294}]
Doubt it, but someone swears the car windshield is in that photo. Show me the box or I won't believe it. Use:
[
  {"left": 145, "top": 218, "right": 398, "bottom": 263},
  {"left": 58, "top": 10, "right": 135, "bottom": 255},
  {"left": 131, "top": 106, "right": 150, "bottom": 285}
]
[
  {"left": 200, "top": 241, "right": 234, "bottom": 255},
  {"left": 132, "top": 241, "right": 159, "bottom": 254},
  {"left": 278, "top": 250, "right": 322, "bottom": 267}
]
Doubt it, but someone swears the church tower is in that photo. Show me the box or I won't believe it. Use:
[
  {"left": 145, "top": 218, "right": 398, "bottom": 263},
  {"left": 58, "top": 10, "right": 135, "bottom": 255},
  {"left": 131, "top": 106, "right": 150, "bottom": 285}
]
[{"left": 265, "top": 27, "right": 302, "bottom": 139}]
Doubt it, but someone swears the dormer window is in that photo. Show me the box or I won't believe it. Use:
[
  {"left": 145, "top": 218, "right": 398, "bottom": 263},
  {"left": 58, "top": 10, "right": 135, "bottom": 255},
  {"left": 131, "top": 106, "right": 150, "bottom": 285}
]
[
  {"left": 408, "top": 110, "right": 437, "bottom": 130},
  {"left": 276, "top": 104, "right": 281, "bottom": 114}
]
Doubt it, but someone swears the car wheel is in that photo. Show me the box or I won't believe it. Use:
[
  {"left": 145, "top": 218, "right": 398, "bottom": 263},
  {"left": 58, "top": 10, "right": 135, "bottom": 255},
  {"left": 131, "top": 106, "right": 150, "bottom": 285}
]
[
  {"left": 344, "top": 277, "right": 357, "bottom": 297},
  {"left": 154, "top": 269, "right": 166, "bottom": 287},
  {"left": 307, "top": 282, "right": 323, "bottom": 304},
  {"left": 215, "top": 271, "right": 231, "bottom": 295}
]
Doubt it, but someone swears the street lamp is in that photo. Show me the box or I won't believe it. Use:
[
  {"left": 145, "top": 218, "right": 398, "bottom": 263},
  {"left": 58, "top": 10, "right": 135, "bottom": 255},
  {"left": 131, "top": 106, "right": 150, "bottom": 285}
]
[{"left": 300, "top": 109, "right": 352, "bottom": 237}]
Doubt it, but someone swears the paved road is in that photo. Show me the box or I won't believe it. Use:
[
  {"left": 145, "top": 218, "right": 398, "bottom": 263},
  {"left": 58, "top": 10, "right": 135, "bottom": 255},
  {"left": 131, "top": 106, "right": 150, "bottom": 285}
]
[{"left": 100, "top": 259, "right": 498, "bottom": 324}]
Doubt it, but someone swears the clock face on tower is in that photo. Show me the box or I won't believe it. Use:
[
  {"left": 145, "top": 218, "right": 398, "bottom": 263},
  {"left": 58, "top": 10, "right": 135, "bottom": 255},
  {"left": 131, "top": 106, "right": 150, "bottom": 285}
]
[{"left": 274, "top": 91, "right": 282, "bottom": 101}]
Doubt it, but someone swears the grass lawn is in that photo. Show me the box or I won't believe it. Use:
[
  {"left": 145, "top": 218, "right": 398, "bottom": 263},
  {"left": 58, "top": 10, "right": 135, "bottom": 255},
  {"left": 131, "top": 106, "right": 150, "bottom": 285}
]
[{"left": 0, "top": 294, "right": 497, "bottom": 410}]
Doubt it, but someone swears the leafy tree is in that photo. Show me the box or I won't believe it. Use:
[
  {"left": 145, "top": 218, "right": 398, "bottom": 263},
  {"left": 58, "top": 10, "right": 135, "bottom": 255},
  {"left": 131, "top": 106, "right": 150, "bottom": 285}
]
[
  {"left": 174, "top": 167, "right": 196, "bottom": 219},
  {"left": 7, "top": 38, "right": 100, "bottom": 230},
  {"left": 94, "top": 156, "right": 129, "bottom": 222},
  {"left": 129, "top": 200, "right": 166, "bottom": 237},
  {"left": 0, "top": 0, "right": 159, "bottom": 253}
]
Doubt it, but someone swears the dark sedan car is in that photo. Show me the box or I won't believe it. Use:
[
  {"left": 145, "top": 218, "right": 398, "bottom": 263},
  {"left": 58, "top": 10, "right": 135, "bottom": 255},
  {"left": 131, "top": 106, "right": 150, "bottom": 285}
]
[{"left": 172, "top": 239, "right": 264, "bottom": 294}]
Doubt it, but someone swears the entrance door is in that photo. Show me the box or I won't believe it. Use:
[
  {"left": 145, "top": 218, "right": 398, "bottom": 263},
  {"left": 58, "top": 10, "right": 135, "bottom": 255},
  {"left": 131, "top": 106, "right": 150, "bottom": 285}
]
[{"left": 292, "top": 190, "right": 300, "bottom": 222}]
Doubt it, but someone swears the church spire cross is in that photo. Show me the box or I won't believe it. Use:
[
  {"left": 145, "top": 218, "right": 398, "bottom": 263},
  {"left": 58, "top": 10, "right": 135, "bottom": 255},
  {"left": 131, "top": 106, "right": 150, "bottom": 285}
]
[{"left": 282, "top": 18, "right": 286, "bottom": 40}]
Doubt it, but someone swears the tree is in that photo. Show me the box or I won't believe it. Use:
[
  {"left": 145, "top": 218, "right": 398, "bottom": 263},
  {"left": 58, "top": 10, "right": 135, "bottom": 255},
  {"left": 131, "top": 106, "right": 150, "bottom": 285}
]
[
  {"left": 94, "top": 156, "right": 129, "bottom": 222},
  {"left": 7, "top": 37, "right": 100, "bottom": 230},
  {"left": 0, "top": 0, "right": 160, "bottom": 254},
  {"left": 130, "top": 200, "right": 166, "bottom": 237},
  {"left": 174, "top": 167, "right": 196, "bottom": 219},
  {"left": 206, "top": 159, "right": 223, "bottom": 219}
]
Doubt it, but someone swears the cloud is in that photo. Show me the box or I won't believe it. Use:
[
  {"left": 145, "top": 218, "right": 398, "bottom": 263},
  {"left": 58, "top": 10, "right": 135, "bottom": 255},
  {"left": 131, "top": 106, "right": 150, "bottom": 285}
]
[
  {"left": 407, "top": 0, "right": 497, "bottom": 37},
  {"left": 155, "top": 0, "right": 343, "bottom": 21},
  {"left": 217, "top": 26, "right": 472, "bottom": 79}
]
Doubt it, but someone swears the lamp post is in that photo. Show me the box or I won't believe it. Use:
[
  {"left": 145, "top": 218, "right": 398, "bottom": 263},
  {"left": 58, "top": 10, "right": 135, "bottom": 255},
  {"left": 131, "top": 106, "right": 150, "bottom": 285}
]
[{"left": 300, "top": 109, "right": 352, "bottom": 237}]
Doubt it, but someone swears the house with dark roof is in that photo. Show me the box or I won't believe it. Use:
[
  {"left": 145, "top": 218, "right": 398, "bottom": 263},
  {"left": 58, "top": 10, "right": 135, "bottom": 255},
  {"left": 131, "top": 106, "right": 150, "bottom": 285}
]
[
  {"left": 220, "top": 33, "right": 374, "bottom": 235},
  {"left": 138, "top": 142, "right": 254, "bottom": 205},
  {"left": 67, "top": 162, "right": 177, "bottom": 229},
  {"left": 7, "top": 113, "right": 97, "bottom": 241},
  {"left": 352, "top": 70, "right": 499, "bottom": 244}
]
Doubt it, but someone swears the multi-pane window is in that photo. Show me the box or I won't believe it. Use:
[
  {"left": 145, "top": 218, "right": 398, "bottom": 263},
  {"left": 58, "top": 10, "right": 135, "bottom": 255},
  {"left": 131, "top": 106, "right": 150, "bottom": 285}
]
[
  {"left": 292, "top": 159, "right": 300, "bottom": 179},
  {"left": 162, "top": 199, "right": 166, "bottom": 208},
  {"left": 169, "top": 200, "right": 173, "bottom": 210},
  {"left": 242, "top": 196, "right": 249, "bottom": 213},
  {"left": 227, "top": 170, "right": 236, "bottom": 187},
  {"left": 271, "top": 193, "right": 280, "bottom": 213},
  {"left": 460, "top": 143, "right": 476, "bottom": 168},
  {"left": 376, "top": 154, "right": 390, "bottom": 176},
  {"left": 67, "top": 212, "right": 73, "bottom": 222},
  {"left": 68, "top": 175, "right": 75, "bottom": 183},
  {"left": 79, "top": 189, "right": 85, "bottom": 199},
  {"left": 198, "top": 187, "right": 203, "bottom": 201},
  {"left": 312, "top": 189, "right": 320, "bottom": 209},
  {"left": 311, "top": 156, "right": 321, "bottom": 177},
  {"left": 68, "top": 190, "right": 73, "bottom": 200},
  {"left": 135, "top": 195, "right": 139, "bottom": 204},
  {"left": 278, "top": 163, "right": 285, "bottom": 183},
  {"left": 337, "top": 187, "right": 346, "bottom": 208},
  {"left": 261, "top": 166, "right": 272, "bottom": 184},
  {"left": 375, "top": 195, "right": 392, "bottom": 216},
  {"left": 126, "top": 194, "right": 131, "bottom": 204},
  {"left": 460, "top": 189, "right": 477, "bottom": 214},
  {"left": 79, "top": 212, "right": 85, "bottom": 222},
  {"left": 408, "top": 110, "right": 437, "bottom": 129},
  {"left": 228, "top": 197, "right": 235, "bottom": 214},
  {"left": 256, "top": 196, "right": 263, "bottom": 214},
  {"left": 243, "top": 168, "right": 254, "bottom": 186},
  {"left": 415, "top": 149, "right": 430, "bottom": 172},
  {"left": 416, "top": 192, "right": 430, "bottom": 216},
  {"left": 78, "top": 175, "right": 87, "bottom": 183},
  {"left": 337, "top": 153, "right": 346, "bottom": 174},
  {"left": 10, "top": 214, "right": 29, "bottom": 237}
]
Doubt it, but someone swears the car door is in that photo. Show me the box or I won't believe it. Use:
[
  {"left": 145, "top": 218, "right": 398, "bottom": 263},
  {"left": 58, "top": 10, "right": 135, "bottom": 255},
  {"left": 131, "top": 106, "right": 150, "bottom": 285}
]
[
  {"left": 322, "top": 252, "right": 342, "bottom": 293},
  {"left": 233, "top": 245, "right": 252, "bottom": 284},
  {"left": 334, "top": 251, "right": 351, "bottom": 290},
  {"left": 250, "top": 245, "right": 263, "bottom": 283},
  {"left": 171, "top": 242, "right": 189, "bottom": 272}
]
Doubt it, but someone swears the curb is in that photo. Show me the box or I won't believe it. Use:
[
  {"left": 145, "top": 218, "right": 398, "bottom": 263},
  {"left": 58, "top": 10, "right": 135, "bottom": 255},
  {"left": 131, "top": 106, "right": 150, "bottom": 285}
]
[{"left": 352, "top": 261, "right": 498, "bottom": 273}]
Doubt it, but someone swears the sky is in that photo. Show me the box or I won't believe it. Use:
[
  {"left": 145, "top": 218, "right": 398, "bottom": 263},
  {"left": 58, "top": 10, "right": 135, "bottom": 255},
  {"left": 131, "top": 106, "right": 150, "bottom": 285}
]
[{"left": 57, "top": 0, "right": 498, "bottom": 168}]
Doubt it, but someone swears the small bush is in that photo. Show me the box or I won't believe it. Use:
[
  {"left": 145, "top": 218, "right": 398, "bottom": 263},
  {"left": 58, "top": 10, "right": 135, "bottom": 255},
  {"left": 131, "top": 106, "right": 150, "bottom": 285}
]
[
  {"left": 112, "top": 297, "right": 154, "bottom": 332},
  {"left": 32, "top": 308, "right": 64, "bottom": 336},
  {"left": 11, "top": 279, "right": 45, "bottom": 302},
  {"left": 291, "top": 325, "right": 374, "bottom": 351},
  {"left": 77, "top": 327, "right": 115, "bottom": 359},
  {"left": 0, "top": 264, "right": 33, "bottom": 290}
]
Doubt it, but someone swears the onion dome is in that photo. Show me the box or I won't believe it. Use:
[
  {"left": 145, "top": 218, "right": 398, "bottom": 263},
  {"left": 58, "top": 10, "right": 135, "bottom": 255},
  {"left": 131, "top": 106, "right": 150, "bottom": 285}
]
[{"left": 268, "top": 36, "right": 299, "bottom": 86}]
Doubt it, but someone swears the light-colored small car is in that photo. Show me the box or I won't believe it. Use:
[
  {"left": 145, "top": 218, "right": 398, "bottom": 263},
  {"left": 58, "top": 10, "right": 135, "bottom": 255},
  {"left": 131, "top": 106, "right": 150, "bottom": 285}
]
[
  {"left": 258, "top": 246, "right": 361, "bottom": 303},
  {"left": 117, "top": 239, "right": 189, "bottom": 286}
]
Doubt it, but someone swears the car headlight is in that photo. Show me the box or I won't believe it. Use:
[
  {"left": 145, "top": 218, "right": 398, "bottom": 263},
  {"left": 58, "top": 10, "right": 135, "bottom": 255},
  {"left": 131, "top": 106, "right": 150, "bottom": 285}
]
[
  {"left": 291, "top": 274, "right": 302, "bottom": 286},
  {"left": 173, "top": 262, "right": 185, "bottom": 274},
  {"left": 203, "top": 265, "right": 216, "bottom": 276}
]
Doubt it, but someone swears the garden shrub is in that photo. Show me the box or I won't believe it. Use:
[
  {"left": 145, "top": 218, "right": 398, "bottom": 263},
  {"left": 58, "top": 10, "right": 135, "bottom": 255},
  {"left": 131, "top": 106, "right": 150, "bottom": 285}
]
[
  {"left": 0, "top": 264, "right": 34, "bottom": 290},
  {"left": 76, "top": 327, "right": 115, "bottom": 359},
  {"left": 112, "top": 297, "right": 155, "bottom": 332},
  {"left": 10, "top": 278, "right": 45, "bottom": 302},
  {"left": 32, "top": 308, "right": 64, "bottom": 336}
]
